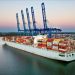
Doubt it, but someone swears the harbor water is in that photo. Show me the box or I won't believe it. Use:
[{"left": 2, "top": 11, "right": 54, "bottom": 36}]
[{"left": 0, "top": 45, "right": 75, "bottom": 75}]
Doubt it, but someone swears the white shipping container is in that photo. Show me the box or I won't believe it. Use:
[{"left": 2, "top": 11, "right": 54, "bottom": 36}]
[{"left": 52, "top": 46, "right": 59, "bottom": 50}]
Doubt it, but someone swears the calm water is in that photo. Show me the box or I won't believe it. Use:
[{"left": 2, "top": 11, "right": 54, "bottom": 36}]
[{"left": 0, "top": 45, "right": 75, "bottom": 75}]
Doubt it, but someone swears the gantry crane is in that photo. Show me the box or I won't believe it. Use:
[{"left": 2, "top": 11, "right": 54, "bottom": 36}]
[
  {"left": 21, "top": 10, "right": 26, "bottom": 32},
  {"left": 16, "top": 3, "right": 62, "bottom": 37}
]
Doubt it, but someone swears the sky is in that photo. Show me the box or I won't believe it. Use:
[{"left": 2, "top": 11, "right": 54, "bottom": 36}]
[{"left": 0, "top": 0, "right": 75, "bottom": 32}]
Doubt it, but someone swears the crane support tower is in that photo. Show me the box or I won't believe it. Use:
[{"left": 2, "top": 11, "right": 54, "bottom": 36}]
[
  {"left": 26, "top": 8, "right": 31, "bottom": 32},
  {"left": 16, "top": 13, "right": 20, "bottom": 32},
  {"left": 21, "top": 10, "right": 26, "bottom": 32},
  {"left": 41, "top": 3, "right": 47, "bottom": 29},
  {"left": 31, "top": 7, "right": 36, "bottom": 30}
]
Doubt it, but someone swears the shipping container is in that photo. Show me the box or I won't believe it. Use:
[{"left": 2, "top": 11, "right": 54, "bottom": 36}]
[
  {"left": 47, "top": 38, "right": 53, "bottom": 50},
  {"left": 37, "top": 43, "right": 46, "bottom": 49},
  {"left": 58, "top": 40, "right": 70, "bottom": 53},
  {"left": 52, "top": 39, "right": 61, "bottom": 50}
]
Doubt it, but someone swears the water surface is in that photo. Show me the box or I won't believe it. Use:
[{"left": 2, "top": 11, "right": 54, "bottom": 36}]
[{"left": 0, "top": 45, "right": 75, "bottom": 75}]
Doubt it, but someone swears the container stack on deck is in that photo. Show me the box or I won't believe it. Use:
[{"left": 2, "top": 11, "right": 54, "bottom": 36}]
[
  {"left": 3, "top": 36, "right": 75, "bottom": 53},
  {"left": 37, "top": 38, "right": 47, "bottom": 49},
  {"left": 16, "top": 36, "right": 33, "bottom": 45}
]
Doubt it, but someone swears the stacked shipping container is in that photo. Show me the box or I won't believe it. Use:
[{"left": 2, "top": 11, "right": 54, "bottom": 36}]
[{"left": 3, "top": 36, "right": 75, "bottom": 53}]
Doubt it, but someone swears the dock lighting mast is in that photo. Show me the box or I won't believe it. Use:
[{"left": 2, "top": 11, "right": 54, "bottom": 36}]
[
  {"left": 41, "top": 3, "right": 47, "bottom": 29},
  {"left": 26, "top": 8, "right": 31, "bottom": 32},
  {"left": 16, "top": 13, "right": 20, "bottom": 32},
  {"left": 21, "top": 10, "right": 26, "bottom": 32},
  {"left": 31, "top": 7, "right": 36, "bottom": 30}
]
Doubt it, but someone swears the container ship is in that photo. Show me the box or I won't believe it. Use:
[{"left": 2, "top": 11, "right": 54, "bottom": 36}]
[
  {"left": 2, "top": 34, "right": 75, "bottom": 62},
  {"left": 1, "top": 2, "right": 75, "bottom": 61}
]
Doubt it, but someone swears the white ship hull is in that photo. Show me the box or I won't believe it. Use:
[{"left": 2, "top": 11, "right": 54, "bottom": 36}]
[
  {"left": 0, "top": 37, "right": 6, "bottom": 45},
  {"left": 5, "top": 41, "right": 75, "bottom": 61}
]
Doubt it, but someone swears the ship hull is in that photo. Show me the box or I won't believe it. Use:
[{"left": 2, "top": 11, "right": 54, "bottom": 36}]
[{"left": 5, "top": 41, "right": 75, "bottom": 61}]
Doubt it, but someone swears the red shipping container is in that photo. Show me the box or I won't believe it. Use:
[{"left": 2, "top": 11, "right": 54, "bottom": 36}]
[
  {"left": 58, "top": 49, "right": 67, "bottom": 53},
  {"left": 38, "top": 43, "right": 46, "bottom": 49}
]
